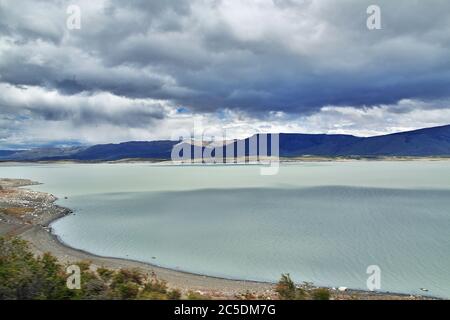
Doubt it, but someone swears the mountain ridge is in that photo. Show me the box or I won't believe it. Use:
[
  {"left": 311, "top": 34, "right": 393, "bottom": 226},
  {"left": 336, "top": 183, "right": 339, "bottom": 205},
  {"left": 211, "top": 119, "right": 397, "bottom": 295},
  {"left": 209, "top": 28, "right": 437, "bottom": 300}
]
[{"left": 1, "top": 124, "right": 450, "bottom": 161}]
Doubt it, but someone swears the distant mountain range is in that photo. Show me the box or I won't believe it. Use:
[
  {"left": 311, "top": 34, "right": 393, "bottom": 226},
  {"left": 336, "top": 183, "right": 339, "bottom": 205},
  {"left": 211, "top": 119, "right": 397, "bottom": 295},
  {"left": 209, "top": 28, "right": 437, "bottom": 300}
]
[{"left": 1, "top": 125, "right": 450, "bottom": 161}]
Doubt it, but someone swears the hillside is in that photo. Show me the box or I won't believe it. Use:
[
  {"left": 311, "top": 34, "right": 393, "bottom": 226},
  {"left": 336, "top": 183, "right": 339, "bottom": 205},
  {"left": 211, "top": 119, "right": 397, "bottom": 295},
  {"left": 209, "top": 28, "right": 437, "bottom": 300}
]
[{"left": 1, "top": 125, "right": 449, "bottom": 161}]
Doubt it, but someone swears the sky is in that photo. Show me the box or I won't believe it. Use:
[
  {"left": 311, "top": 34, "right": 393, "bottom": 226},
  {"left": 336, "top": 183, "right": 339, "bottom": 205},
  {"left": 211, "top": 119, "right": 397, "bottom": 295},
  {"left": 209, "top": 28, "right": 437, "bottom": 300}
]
[{"left": 1, "top": 0, "right": 450, "bottom": 148}]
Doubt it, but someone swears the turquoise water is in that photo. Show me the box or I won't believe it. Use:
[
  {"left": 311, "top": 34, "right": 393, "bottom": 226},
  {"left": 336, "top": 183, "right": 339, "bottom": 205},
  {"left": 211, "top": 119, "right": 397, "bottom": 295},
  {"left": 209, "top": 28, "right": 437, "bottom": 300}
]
[{"left": 1, "top": 162, "right": 449, "bottom": 297}]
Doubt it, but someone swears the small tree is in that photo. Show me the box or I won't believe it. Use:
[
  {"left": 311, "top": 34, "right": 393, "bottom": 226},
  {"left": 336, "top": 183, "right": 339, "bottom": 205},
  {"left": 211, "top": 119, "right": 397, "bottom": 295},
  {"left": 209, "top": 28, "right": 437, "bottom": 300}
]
[{"left": 275, "top": 274, "right": 296, "bottom": 299}]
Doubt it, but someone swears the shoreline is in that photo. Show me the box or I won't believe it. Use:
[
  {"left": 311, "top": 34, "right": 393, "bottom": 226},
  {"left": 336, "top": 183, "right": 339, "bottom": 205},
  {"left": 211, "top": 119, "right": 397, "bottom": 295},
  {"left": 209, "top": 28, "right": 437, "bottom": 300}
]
[
  {"left": 1, "top": 156, "right": 450, "bottom": 165},
  {"left": 0, "top": 178, "right": 439, "bottom": 300}
]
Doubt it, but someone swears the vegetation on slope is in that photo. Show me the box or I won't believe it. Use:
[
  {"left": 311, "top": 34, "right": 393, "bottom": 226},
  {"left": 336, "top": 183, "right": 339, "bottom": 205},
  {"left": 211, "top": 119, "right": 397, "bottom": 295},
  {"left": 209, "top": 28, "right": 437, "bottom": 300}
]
[
  {"left": 0, "top": 237, "right": 332, "bottom": 300},
  {"left": 0, "top": 237, "right": 181, "bottom": 300},
  {"left": 275, "top": 273, "right": 330, "bottom": 300}
]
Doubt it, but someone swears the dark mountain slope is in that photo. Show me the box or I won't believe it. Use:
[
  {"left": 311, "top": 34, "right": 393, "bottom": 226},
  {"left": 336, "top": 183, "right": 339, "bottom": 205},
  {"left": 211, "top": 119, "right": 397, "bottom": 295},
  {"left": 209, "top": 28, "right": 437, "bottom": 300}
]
[
  {"left": 1, "top": 125, "right": 449, "bottom": 161},
  {"left": 337, "top": 125, "right": 450, "bottom": 156},
  {"left": 71, "top": 141, "right": 179, "bottom": 161}
]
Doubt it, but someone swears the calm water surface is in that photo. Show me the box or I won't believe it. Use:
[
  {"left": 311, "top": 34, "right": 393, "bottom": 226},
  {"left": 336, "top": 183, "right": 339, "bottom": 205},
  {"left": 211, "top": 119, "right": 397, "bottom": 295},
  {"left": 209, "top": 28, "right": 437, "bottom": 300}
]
[{"left": 1, "top": 161, "right": 449, "bottom": 297}]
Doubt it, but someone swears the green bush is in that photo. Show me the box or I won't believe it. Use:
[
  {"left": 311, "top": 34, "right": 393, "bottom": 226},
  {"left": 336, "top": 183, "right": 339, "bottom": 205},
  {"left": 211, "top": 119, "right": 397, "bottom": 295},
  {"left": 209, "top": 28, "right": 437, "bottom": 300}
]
[
  {"left": 275, "top": 274, "right": 331, "bottom": 300},
  {"left": 0, "top": 238, "right": 74, "bottom": 300},
  {"left": 167, "top": 289, "right": 182, "bottom": 300},
  {"left": 187, "top": 291, "right": 211, "bottom": 300},
  {"left": 114, "top": 282, "right": 140, "bottom": 300},
  {"left": 311, "top": 288, "right": 330, "bottom": 300},
  {"left": 97, "top": 267, "right": 114, "bottom": 282},
  {"left": 143, "top": 277, "right": 168, "bottom": 294},
  {"left": 0, "top": 237, "right": 333, "bottom": 301},
  {"left": 275, "top": 274, "right": 297, "bottom": 299},
  {"left": 0, "top": 237, "right": 182, "bottom": 300}
]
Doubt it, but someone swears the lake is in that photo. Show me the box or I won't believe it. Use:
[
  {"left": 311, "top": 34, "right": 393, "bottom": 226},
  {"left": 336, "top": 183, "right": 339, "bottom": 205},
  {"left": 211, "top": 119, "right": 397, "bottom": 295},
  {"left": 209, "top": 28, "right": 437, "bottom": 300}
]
[{"left": 1, "top": 161, "right": 449, "bottom": 297}]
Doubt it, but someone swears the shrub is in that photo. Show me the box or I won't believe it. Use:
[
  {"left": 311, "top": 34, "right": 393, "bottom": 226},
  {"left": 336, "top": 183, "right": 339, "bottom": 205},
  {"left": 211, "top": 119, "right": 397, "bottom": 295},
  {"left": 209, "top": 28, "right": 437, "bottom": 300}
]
[
  {"left": 114, "top": 282, "right": 140, "bottom": 300},
  {"left": 139, "top": 291, "right": 167, "bottom": 300},
  {"left": 275, "top": 274, "right": 297, "bottom": 299},
  {"left": 81, "top": 277, "right": 109, "bottom": 300},
  {"left": 97, "top": 267, "right": 114, "bottom": 282},
  {"left": 167, "top": 289, "right": 182, "bottom": 300},
  {"left": 0, "top": 237, "right": 183, "bottom": 300},
  {"left": 187, "top": 291, "right": 211, "bottom": 300},
  {"left": 112, "top": 268, "right": 145, "bottom": 287},
  {"left": 143, "top": 277, "right": 168, "bottom": 294},
  {"left": 311, "top": 288, "right": 331, "bottom": 300},
  {"left": 0, "top": 238, "right": 74, "bottom": 300}
]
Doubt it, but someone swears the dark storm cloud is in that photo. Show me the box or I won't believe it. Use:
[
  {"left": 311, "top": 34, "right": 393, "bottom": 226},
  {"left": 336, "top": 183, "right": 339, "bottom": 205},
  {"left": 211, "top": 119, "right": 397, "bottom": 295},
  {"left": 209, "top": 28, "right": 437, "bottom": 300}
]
[
  {"left": 27, "top": 100, "right": 166, "bottom": 127},
  {"left": 1, "top": 0, "right": 450, "bottom": 116}
]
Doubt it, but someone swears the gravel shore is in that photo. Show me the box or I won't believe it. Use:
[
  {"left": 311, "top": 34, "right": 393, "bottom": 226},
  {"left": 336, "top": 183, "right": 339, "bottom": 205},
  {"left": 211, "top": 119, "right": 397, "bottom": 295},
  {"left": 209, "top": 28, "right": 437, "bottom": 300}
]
[{"left": 0, "top": 178, "right": 436, "bottom": 300}]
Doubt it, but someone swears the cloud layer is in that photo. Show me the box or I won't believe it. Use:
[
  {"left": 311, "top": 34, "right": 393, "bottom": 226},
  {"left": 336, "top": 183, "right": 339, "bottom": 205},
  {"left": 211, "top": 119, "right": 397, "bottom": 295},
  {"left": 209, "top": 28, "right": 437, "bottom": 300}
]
[{"left": 1, "top": 0, "right": 450, "bottom": 147}]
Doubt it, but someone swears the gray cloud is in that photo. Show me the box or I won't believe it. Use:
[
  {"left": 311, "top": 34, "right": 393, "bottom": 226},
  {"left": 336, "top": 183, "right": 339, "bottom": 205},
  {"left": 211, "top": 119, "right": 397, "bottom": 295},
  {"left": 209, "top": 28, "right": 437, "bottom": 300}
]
[
  {"left": 0, "top": 83, "right": 167, "bottom": 127},
  {"left": 1, "top": 0, "right": 450, "bottom": 112},
  {"left": 0, "top": 0, "right": 450, "bottom": 147}
]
